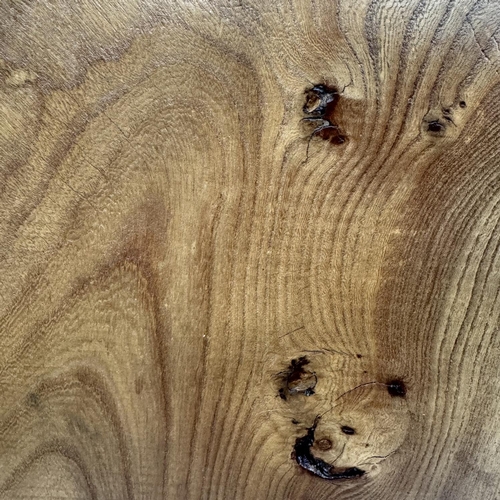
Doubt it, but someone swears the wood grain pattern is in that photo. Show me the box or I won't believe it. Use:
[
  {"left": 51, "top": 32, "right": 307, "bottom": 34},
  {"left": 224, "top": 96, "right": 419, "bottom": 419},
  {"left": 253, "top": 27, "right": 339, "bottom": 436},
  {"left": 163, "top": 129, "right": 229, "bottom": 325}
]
[{"left": 1, "top": 0, "right": 499, "bottom": 498}]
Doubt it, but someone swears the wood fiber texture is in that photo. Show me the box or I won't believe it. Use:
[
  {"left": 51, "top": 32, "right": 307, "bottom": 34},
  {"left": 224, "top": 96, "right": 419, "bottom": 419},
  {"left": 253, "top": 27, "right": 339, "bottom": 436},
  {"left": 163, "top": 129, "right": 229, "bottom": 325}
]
[{"left": 1, "top": 0, "right": 500, "bottom": 499}]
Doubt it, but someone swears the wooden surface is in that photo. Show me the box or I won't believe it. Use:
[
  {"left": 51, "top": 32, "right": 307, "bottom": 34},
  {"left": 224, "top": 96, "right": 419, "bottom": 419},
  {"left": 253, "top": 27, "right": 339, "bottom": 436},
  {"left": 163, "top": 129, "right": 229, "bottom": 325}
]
[{"left": 1, "top": 0, "right": 500, "bottom": 498}]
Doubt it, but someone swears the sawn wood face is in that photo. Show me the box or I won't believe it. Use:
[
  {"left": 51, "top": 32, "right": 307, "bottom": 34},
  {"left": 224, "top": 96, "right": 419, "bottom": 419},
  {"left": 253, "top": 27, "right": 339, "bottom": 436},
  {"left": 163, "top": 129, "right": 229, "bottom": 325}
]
[{"left": 0, "top": 1, "right": 499, "bottom": 498}]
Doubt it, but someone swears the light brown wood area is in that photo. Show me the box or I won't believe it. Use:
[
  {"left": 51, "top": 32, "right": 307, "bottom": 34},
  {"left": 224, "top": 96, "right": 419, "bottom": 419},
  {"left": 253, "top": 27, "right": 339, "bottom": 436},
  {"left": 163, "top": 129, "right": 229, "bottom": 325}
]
[{"left": 1, "top": 0, "right": 500, "bottom": 498}]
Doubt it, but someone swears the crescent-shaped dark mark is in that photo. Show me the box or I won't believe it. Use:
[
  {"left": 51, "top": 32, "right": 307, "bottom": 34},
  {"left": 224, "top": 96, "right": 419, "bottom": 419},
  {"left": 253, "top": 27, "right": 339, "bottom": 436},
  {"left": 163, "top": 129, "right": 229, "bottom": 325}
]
[{"left": 292, "top": 417, "right": 365, "bottom": 480}]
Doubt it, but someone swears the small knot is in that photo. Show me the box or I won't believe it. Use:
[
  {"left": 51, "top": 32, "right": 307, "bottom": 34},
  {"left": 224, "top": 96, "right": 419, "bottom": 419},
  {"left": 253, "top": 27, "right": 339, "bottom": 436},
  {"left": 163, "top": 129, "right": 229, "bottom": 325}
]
[
  {"left": 317, "top": 438, "right": 333, "bottom": 451},
  {"left": 341, "top": 425, "right": 356, "bottom": 435},
  {"left": 427, "top": 120, "right": 445, "bottom": 133},
  {"left": 386, "top": 379, "right": 407, "bottom": 398}
]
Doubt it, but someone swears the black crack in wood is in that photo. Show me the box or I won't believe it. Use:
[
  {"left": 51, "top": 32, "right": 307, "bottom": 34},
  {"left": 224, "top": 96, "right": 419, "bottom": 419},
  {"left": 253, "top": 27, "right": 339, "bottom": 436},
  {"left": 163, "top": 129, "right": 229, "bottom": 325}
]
[
  {"left": 386, "top": 379, "right": 407, "bottom": 398},
  {"left": 302, "top": 84, "right": 347, "bottom": 153},
  {"left": 341, "top": 425, "right": 356, "bottom": 435},
  {"left": 292, "top": 417, "right": 365, "bottom": 480},
  {"left": 277, "top": 356, "right": 318, "bottom": 399}
]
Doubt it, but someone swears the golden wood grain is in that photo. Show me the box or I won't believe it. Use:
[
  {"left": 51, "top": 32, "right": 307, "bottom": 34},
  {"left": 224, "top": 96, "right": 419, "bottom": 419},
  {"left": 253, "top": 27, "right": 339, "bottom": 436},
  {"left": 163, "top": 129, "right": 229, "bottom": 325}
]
[{"left": 1, "top": 0, "right": 499, "bottom": 498}]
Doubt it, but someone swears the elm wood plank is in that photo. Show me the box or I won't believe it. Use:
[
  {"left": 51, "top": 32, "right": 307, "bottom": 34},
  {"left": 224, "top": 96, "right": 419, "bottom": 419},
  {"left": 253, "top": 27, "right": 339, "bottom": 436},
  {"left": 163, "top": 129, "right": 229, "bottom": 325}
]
[{"left": 0, "top": 0, "right": 499, "bottom": 498}]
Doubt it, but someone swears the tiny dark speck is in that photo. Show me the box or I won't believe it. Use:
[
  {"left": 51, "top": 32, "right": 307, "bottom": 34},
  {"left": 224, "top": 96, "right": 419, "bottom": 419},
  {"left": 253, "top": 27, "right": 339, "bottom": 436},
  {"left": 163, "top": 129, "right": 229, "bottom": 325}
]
[
  {"left": 459, "top": 101, "right": 467, "bottom": 108},
  {"left": 292, "top": 419, "right": 299, "bottom": 425},
  {"left": 356, "top": 354, "right": 362, "bottom": 359},
  {"left": 427, "top": 121, "right": 444, "bottom": 133},
  {"left": 27, "top": 393, "right": 40, "bottom": 407},
  {"left": 341, "top": 425, "right": 355, "bottom": 435},
  {"left": 387, "top": 380, "right": 407, "bottom": 397}
]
